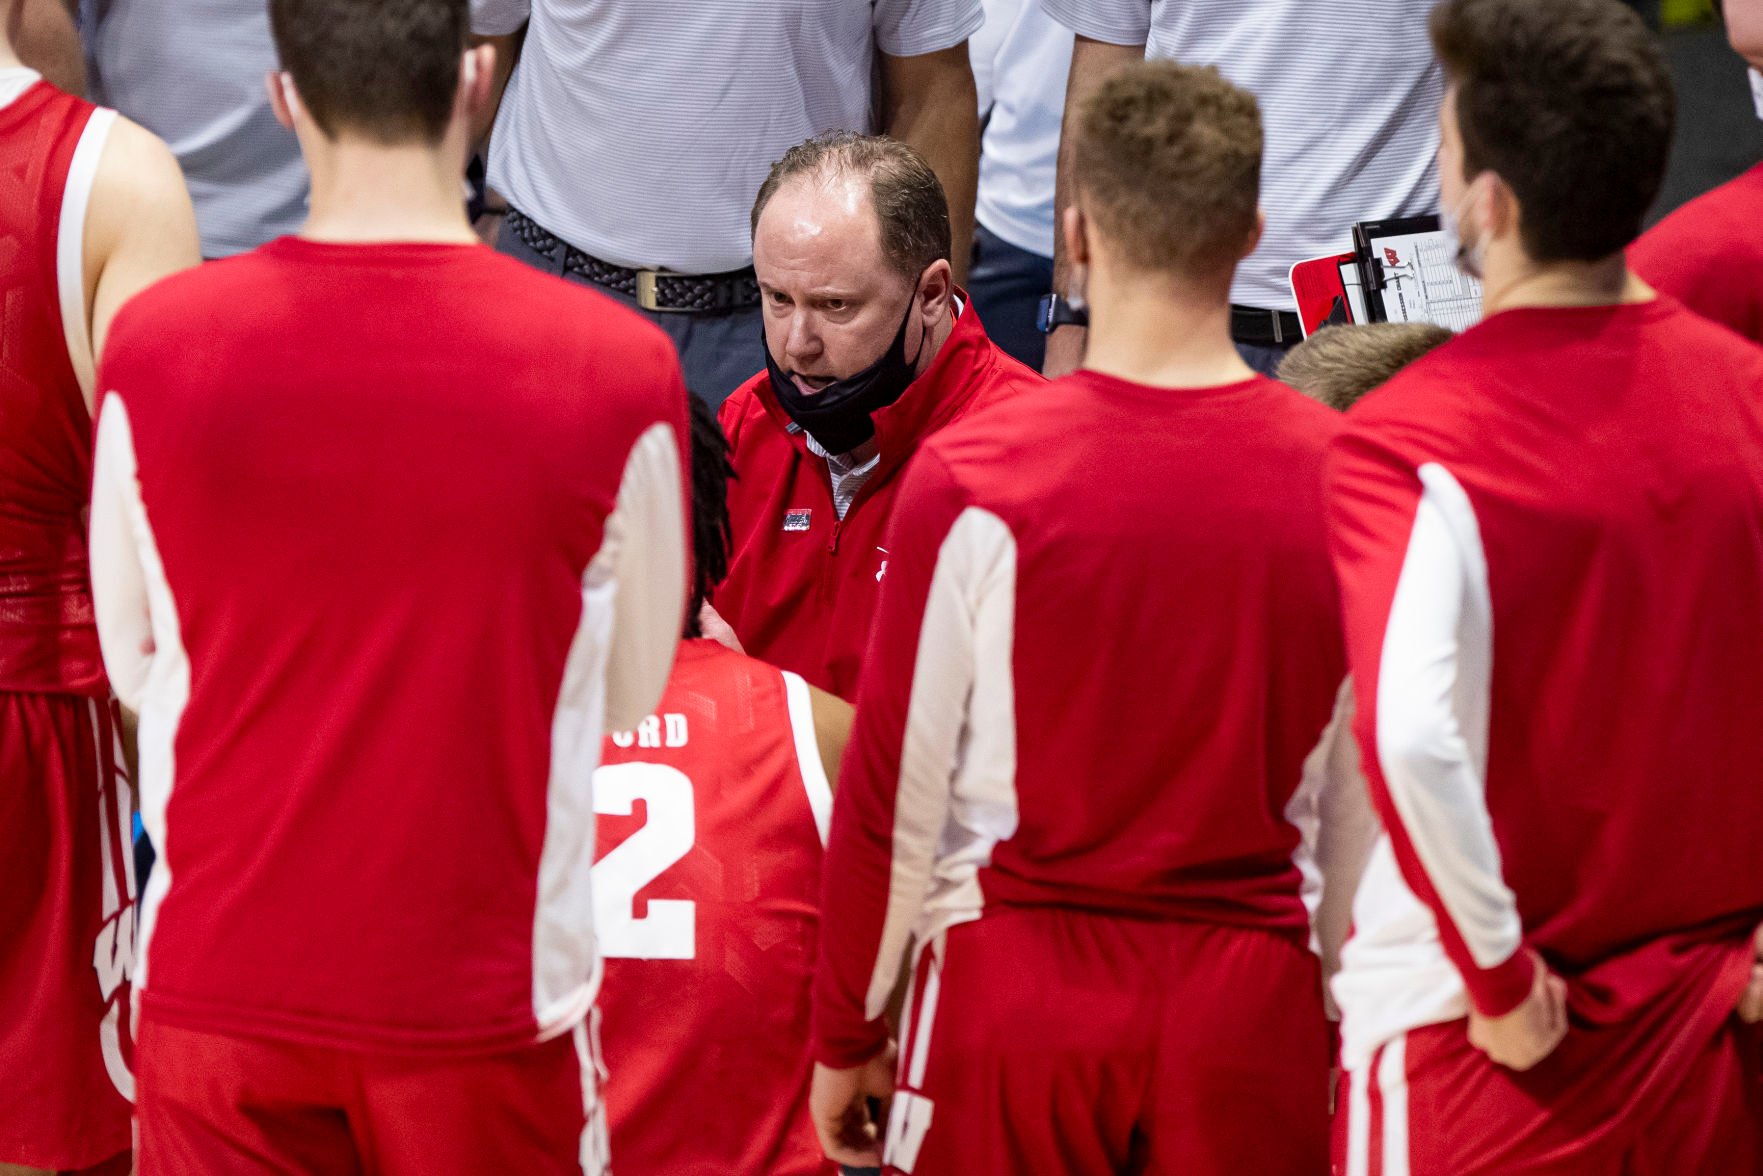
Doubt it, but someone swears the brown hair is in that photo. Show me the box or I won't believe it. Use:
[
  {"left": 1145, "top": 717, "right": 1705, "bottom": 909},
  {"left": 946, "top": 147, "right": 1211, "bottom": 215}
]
[
  {"left": 1431, "top": 0, "right": 1675, "bottom": 262},
  {"left": 269, "top": 0, "right": 467, "bottom": 145},
  {"left": 751, "top": 133, "right": 951, "bottom": 283},
  {"left": 1278, "top": 324, "right": 1454, "bottom": 412},
  {"left": 1071, "top": 60, "right": 1261, "bottom": 279}
]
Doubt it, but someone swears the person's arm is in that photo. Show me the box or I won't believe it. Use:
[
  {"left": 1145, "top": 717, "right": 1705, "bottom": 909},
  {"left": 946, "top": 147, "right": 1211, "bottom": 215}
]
[
  {"left": 596, "top": 401, "right": 692, "bottom": 735},
  {"left": 88, "top": 396, "right": 156, "bottom": 716},
  {"left": 468, "top": 0, "right": 529, "bottom": 148},
  {"left": 85, "top": 119, "right": 202, "bottom": 392},
  {"left": 1285, "top": 678, "right": 1380, "bottom": 1013},
  {"left": 809, "top": 447, "right": 1014, "bottom": 1165},
  {"left": 809, "top": 684, "right": 854, "bottom": 790},
  {"left": 15, "top": 0, "right": 84, "bottom": 95},
  {"left": 878, "top": 46, "right": 980, "bottom": 287},
  {"left": 1041, "top": 34, "right": 1142, "bottom": 377},
  {"left": 1326, "top": 436, "right": 1566, "bottom": 1070}
]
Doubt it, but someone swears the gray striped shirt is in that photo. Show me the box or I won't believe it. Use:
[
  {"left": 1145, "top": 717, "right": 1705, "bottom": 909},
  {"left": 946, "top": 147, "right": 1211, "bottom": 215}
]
[
  {"left": 1042, "top": 0, "right": 1444, "bottom": 311},
  {"left": 474, "top": 0, "right": 984, "bottom": 275}
]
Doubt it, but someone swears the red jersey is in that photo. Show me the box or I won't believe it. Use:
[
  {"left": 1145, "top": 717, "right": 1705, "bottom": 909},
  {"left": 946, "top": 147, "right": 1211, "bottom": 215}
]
[
  {"left": 813, "top": 371, "right": 1348, "bottom": 1067},
  {"left": 0, "top": 76, "right": 114, "bottom": 696},
  {"left": 715, "top": 300, "right": 1041, "bottom": 700},
  {"left": 1325, "top": 301, "right": 1763, "bottom": 1070},
  {"left": 88, "top": 238, "right": 690, "bottom": 1055},
  {"left": 1630, "top": 163, "right": 1763, "bottom": 343},
  {"left": 594, "top": 640, "right": 833, "bottom": 1176}
]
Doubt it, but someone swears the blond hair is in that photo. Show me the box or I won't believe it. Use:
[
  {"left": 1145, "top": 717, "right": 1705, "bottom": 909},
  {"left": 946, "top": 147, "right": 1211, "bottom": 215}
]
[
  {"left": 1277, "top": 323, "right": 1454, "bottom": 411},
  {"left": 1072, "top": 60, "right": 1262, "bottom": 279}
]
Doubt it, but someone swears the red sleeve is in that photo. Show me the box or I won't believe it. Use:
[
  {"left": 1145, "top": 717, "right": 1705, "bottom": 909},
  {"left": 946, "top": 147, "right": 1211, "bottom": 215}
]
[
  {"left": 811, "top": 448, "right": 973, "bottom": 1068},
  {"left": 1324, "top": 426, "right": 1534, "bottom": 1017}
]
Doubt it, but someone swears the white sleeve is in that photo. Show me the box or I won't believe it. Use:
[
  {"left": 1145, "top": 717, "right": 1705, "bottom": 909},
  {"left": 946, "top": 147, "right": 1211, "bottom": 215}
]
[
  {"left": 1286, "top": 677, "right": 1381, "bottom": 1017},
  {"left": 469, "top": 0, "right": 530, "bottom": 37},
  {"left": 593, "top": 422, "right": 687, "bottom": 735},
  {"left": 1039, "top": 0, "right": 1150, "bottom": 47},
  {"left": 88, "top": 399, "right": 154, "bottom": 713},
  {"left": 1374, "top": 463, "right": 1522, "bottom": 972},
  {"left": 874, "top": 0, "right": 987, "bottom": 59}
]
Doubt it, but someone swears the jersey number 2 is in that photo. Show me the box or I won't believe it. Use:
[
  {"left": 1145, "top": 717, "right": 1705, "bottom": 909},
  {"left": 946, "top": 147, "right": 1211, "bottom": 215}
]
[{"left": 593, "top": 762, "right": 696, "bottom": 960}]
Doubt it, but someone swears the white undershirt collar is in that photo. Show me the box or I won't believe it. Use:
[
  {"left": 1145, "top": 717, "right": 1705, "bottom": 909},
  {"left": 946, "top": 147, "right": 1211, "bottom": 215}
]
[{"left": 0, "top": 67, "right": 42, "bottom": 111}]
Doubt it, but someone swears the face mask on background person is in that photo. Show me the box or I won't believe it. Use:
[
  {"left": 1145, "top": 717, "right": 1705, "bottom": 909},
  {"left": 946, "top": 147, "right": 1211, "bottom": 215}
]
[
  {"left": 1440, "top": 174, "right": 1490, "bottom": 280},
  {"left": 763, "top": 284, "right": 928, "bottom": 455}
]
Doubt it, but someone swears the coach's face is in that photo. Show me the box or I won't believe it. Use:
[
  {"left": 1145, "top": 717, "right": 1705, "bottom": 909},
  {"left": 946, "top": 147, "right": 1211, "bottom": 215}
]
[{"left": 754, "top": 175, "right": 926, "bottom": 396}]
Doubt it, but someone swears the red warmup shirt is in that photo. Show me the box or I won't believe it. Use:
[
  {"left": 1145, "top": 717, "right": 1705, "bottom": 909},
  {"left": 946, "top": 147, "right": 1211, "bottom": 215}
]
[
  {"left": 813, "top": 371, "right": 1348, "bottom": 1067},
  {"left": 1326, "top": 301, "right": 1763, "bottom": 1073},
  {"left": 1630, "top": 162, "right": 1763, "bottom": 343},
  {"left": 594, "top": 639, "right": 834, "bottom": 1176},
  {"left": 0, "top": 80, "right": 108, "bottom": 697},
  {"left": 88, "top": 238, "right": 690, "bottom": 1054},
  {"left": 715, "top": 300, "right": 1041, "bottom": 700}
]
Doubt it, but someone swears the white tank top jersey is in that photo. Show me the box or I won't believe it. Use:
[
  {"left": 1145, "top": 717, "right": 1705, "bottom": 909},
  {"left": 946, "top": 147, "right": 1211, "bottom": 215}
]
[
  {"left": 472, "top": 0, "right": 984, "bottom": 275},
  {"left": 1042, "top": 0, "right": 1445, "bottom": 312}
]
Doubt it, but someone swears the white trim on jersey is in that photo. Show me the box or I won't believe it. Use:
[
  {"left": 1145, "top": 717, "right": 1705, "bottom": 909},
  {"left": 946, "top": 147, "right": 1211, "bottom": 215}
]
[
  {"left": 1375, "top": 462, "right": 1519, "bottom": 970},
  {"left": 1379, "top": 1035, "right": 1412, "bottom": 1176},
  {"left": 1342, "top": 1035, "right": 1413, "bottom": 1176},
  {"left": 88, "top": 397, "right": 192, "bottom": 1002},
  {"left": 864, "top": 507, "right": 1021, "bottom": 1021},
  {"left": 783, "top": 670, "right": 834, "bottom": 847},
  {"left": 58, "top": 108, "right": 117, "bottom": 416},
  {"left": 574, "top": 1010, "right": 610, "bottom": 1175},
  {"left": 532, "top": 421, "right": 686, "bottom": 1038}
]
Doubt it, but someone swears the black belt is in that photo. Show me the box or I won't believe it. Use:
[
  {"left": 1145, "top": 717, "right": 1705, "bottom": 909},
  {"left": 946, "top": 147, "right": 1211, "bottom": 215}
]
[
  {"left": 506, "top": 208, "right": 762, "bottom": 314},
  {"left": 1230, "top": 304, "right": 1303, "bottom": 348}
]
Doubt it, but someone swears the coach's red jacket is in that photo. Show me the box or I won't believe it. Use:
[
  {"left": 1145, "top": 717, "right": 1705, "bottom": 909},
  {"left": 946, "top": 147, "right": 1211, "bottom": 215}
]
[{"left": 715, "top": 301, "right": 1041, "bottom": 700}]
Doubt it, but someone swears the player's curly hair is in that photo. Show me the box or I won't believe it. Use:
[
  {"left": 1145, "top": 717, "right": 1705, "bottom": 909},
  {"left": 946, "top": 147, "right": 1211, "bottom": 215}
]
[{"left": 686, "top": 393, "right": 734, "bottom": 639}]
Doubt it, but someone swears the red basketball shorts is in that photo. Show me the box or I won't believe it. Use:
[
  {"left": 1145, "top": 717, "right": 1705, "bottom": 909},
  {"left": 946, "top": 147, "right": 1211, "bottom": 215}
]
[
  {"left": 1334, "top": 941, "right": 1763, "bottom": 1176},
  {"left": 883, "top": 908, "right": 1331, "bottom": 1176},
  {"left": 0, "top": 692, "right": 135, "bottom": 1170},
  {"left": 136, "top": 1010, "right": 609, "bottom": 1175}
]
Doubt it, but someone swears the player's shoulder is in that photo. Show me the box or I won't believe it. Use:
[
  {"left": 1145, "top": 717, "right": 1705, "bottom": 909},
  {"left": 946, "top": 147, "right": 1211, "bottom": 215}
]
[{"left": 1635, "top": 163, "right": 1763, "bottom": 269}]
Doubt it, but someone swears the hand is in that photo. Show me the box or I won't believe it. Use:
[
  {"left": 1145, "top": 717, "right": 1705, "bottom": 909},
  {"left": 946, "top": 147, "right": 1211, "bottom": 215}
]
[
  {"left": 1041, "top": 323, "right": 1087, "bottom": 379},
  {"left": 1737, "top": 924, "right": 1763, "bottom": 1024},
  {"left": 697, "top": 603, "right": 744, "bottom": 654},
  {"left": 809, "top": 1046, "right": 897, "bottom": 1168},
  {"left": 1467, "top": 951, "right": 1568, "bottom": 1071}
]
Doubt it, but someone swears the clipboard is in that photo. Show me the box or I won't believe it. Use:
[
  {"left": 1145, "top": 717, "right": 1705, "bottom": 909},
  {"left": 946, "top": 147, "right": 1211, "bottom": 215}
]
[
  {"left": 1289, "top": 216, "right": 1485, "bottom": 338},
  {"left": 1352, "top": 215, "right": 1484, "bottom": 331}
]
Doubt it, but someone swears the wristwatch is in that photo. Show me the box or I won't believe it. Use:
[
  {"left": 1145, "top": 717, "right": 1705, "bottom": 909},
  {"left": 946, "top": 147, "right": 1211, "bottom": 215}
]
[{"left": 1036, "top": 293, "right": 1090, "bottom": 334}]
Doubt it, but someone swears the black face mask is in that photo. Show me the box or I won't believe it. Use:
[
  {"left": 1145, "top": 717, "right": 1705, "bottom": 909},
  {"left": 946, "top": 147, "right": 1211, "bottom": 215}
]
[{"left": 764, "top": 288, "right": 928, "bottom": 455}]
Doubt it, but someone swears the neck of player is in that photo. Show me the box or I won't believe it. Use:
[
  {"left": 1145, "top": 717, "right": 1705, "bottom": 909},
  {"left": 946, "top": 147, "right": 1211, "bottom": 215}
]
[
  {"left": 1480, "top": 246, "right": 1653, "bottom": 317},
  {"left": 301, "top": 135, "right": 479, "bottom": 247},
  {"left": 1081, "top": 266, "right": 1256, "bottom": 389}
]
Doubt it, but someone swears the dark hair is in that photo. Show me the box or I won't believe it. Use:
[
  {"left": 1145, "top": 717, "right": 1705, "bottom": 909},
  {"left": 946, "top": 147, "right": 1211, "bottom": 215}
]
[
  {"left": 686, "top": 393, "right": 734, "bottom": 639},
  {"left": 1072, "top": 61, "right": 1262, "bottom": 278},
  {"left": 268, "top": 0, "right": 466, "bottom": 144},
  {"left": 1277, "top": 323, "right": 1455, "bottom": 412},
  {"left": 1431, "top": 0, "right": 1675, "bottom": 262},
  {"left": 750, "top": 133, "right": 951, "bottom": 284}
]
